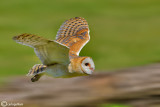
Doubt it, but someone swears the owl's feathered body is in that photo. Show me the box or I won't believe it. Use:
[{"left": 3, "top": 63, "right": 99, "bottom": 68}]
[
  {"left": 46, "top": 63, "right": 87, "bottom": 78},
  {"left": 13, "top": 17, "right": 95, "bottom": 82}
]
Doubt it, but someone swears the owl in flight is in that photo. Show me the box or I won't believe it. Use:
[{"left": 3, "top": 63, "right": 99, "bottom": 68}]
[{"left": 13, "top": 17, "right": 95, "bottom": 82}]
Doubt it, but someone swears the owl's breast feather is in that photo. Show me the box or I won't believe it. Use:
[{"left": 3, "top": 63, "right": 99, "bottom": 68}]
[{"left": 45, "top": 64, "right": 86, "bottom": 78}]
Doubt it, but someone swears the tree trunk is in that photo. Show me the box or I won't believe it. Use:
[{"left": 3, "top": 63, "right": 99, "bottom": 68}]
[{"left": 0, "top": 63, "right": 160, "bottom": 107}]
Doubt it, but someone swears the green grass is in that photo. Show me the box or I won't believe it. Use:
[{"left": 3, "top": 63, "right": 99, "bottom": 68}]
[
  {"left": 100, "top": 103, "right": 131, "bottom": 107},
  {"left": 0, "top": 0, "right": 160, "bottom": 76}
]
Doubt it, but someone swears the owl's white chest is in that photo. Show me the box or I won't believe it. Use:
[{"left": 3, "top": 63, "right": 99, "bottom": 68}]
[
  {"left": 45, "top": 64, "right": 86, "bottom": 78},
  {"left": 45, "top": 64, "right": 68, "bottom": 78}
]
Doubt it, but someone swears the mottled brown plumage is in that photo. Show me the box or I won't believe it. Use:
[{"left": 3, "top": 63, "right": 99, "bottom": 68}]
[{"left": 56, "top": 17, "right": 90, "bottom": 57}]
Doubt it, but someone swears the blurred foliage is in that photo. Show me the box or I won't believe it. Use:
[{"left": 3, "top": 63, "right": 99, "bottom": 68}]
[{"left": 0, "top": 0, "right": 160, "bottom": 76}]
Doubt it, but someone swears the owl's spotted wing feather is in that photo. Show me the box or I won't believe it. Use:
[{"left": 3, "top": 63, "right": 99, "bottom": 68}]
[
  {"left": 13, "top": 33, "right": 69, "bottom": 65},
  {"left": 56, "top": 17, "right": 90, "bottom": 57}
]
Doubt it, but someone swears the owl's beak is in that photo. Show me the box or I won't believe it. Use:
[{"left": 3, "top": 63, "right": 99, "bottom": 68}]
[
  {"left": 89, "top": 67, "right": 94, "bottom": 72},
  {"left": 89, "top": 67, "right": 94, "bottom": 71},
  {"left": 83, "top": 67, "right": 94, "bottom": 75}
]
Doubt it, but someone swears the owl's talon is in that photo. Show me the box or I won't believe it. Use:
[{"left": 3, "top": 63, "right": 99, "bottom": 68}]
[{"left": 31, "top": 74, "right": 41, "bottom": 82}]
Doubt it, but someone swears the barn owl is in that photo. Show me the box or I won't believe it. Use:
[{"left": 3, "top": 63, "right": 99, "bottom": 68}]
[{"left": 13, "top": 17, "right": 95, "bottom": 82}]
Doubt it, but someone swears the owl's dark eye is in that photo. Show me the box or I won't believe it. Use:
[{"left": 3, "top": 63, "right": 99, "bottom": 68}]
[{"left": 85, "top": 63, "right": 89, "bottom": 66}]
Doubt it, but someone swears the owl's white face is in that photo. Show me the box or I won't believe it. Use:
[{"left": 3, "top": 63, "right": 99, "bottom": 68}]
[{"left": 81, "top": 57, "right": 95, "bottom": 74}]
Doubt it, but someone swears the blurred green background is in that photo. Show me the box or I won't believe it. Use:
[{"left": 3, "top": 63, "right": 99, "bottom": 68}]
[{"left": 0, "top": 0, "right": 160, "bottom": 77}]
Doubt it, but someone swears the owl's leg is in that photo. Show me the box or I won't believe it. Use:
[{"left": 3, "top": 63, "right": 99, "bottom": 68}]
[
  {"left": 31, "top": 73, "right": 44, "bottom": 82},
  {"left": 27, "top": 64, "right": 47, "bottom": 76}
]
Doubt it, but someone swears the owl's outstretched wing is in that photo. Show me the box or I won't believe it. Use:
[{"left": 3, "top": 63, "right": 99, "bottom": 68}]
[
  {"left": 13, "top": 33, "right": 69, "bottom": 65},
  {"left": 56, "top": 17, "right": 90, "bottom": 57}
]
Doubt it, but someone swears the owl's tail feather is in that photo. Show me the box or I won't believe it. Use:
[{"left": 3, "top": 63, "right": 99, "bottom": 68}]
[
  {"left": 13, "top": 33, "right": 52, "bottom": 48},
  {"left": 27, "top": 64, "right": 47, "bottom": 76}
]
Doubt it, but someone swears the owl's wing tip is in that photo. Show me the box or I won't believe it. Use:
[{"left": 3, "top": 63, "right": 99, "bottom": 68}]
[
  {"left": 12, "top": 36, "right": 18, "bottom": 41},
  {"left": 12, "top": 33, "right": 29, "bottom": 41},
  {"left": 74, "top": 17, "right": 84, "bottom": 19},
  {"left": 75, "top": 17, "right": 80, "bottom": 19}
]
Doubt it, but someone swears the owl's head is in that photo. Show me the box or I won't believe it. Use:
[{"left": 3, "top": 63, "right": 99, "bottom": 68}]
[
  {"left": 69, "top": 57, "right": 95, "bottom": 75},
  {"left": 80, "top": 57, "right": 95, "bottom": 74}
]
